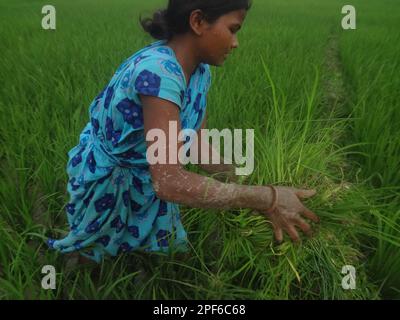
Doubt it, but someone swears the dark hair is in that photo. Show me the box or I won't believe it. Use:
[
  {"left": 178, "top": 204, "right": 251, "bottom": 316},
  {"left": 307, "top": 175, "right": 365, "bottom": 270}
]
[{"left": 139, "top": 0, "right": 252, "bottom": 41}]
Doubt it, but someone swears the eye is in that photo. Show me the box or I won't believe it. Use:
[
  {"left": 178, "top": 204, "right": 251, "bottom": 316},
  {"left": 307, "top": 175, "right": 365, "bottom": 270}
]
[{"left": 229, "top": 25, "right": 241, "bottom": 34}]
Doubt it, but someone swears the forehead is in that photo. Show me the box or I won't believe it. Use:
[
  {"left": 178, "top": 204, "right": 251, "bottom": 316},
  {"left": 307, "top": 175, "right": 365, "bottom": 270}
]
[{"left": 216, "top": 9, "right": 247, "bottom": 24}]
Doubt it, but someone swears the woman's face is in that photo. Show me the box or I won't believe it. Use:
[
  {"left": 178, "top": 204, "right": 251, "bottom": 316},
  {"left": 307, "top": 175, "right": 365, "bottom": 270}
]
[{"left": 199, "top": 9, "right": 247, "bottom": 66}]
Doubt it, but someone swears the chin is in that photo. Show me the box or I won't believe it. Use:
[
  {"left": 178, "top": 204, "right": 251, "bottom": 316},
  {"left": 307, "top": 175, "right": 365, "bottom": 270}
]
[
  {"left": 204, "top": 56, "right": 224, "bottom": 67},
  {"left": 210, "top": 59, "right": 225, "bottom": 67}
]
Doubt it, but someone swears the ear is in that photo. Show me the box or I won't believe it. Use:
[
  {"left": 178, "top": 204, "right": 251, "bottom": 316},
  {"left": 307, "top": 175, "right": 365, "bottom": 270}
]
[{"left": 189, "top": 9, "right": 208, "bottom": 36}]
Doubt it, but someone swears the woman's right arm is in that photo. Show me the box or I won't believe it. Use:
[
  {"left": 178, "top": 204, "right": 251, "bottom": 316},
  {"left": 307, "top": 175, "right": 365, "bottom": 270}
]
[{"left": 140, "top": 94, "right": 274, "bottom": 212}]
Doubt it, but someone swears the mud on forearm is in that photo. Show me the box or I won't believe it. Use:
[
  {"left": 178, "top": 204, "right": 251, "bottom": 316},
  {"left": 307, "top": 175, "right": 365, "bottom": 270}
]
[{"left": 154, "top": 168, "right": 273, "bottom": 212}]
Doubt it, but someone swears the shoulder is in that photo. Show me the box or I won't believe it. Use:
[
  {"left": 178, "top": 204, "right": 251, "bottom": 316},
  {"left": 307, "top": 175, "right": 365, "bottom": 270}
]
[
  {"left": 126, "top": 47, "right": 186, "bottom": 109},
  {"left": 132, "top": 51, "right": 185, "bottom": 88}
]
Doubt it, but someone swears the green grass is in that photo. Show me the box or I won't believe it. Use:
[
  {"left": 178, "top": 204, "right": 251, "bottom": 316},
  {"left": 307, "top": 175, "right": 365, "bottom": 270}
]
[{"left": 0, "top": 0, "right": 399, "bottom": 299}]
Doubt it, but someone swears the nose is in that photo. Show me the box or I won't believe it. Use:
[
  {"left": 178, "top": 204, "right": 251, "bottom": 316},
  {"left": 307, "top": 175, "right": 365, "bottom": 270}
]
[{"left": 232, "top": 34, "right": 239, "bottom": 50}]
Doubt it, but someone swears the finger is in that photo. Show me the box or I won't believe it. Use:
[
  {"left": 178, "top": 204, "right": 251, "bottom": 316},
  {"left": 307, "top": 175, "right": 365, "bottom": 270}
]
[
  {"left": 293, "top": 217, "right": 312, "bottom": 237},
  {"left": 273, "top": 226, "right": 283, "bottom": 244},
  {"left": 301, "top": 207, "right": 320, "bottom": 223},
  {"left": 296, "top": 189, "right": 317, "bottom": 199},
  {"left": 283, "top": 225, "right": 300, "bottom": 243}
]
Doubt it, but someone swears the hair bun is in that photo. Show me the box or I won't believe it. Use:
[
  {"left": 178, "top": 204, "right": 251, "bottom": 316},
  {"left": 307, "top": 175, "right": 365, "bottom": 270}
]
[{"left": 140, "top": 9, "right": 172, "bottom": 40}]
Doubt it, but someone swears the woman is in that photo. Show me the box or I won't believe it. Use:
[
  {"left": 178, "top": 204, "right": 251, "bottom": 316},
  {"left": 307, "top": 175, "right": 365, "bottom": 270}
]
[{"left": 48, "top": 0, "right": 319, "bottom": 264}]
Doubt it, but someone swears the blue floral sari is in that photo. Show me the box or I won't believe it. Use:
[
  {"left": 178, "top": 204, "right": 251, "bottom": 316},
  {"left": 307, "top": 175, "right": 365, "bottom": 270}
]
[{"left": 47, "top": 40, "right": 212, "bottom": 263}]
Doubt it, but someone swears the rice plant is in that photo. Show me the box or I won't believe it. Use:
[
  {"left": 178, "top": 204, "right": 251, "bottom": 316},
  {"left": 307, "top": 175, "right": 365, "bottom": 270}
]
[{"left": 0, "top": 0, "right": 399, "bottom": 299}]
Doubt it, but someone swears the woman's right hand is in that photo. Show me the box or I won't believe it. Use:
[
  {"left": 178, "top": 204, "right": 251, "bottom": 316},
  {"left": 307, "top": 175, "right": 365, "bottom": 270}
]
[{"left": 259, "top": 186, "right": 320, "bottom": 243}]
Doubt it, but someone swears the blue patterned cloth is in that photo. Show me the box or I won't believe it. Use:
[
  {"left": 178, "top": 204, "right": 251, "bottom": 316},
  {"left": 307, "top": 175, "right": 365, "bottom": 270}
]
[{"left": 47, "top": 40, "right": 212, "bottom": 263}]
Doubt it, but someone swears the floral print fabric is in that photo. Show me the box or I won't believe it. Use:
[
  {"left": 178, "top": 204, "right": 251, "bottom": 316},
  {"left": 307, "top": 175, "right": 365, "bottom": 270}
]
[{"left": 47, "top": 40, "right": 212, "bottom": 263}]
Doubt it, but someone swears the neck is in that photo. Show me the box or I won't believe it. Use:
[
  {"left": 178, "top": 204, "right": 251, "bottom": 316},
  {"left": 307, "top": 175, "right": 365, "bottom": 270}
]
[{"left": 166, "top": 34, "right": 201, "bottom": 86}]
